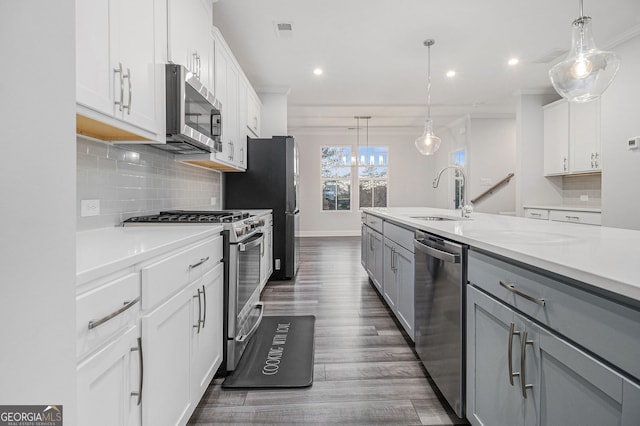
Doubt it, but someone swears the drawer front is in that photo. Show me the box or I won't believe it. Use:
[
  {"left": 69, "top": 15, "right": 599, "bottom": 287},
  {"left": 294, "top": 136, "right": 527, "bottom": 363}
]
[
  {"left": 468, "top": 250, "right": 640, "bottom": 380},
  {"left": 76, "top": 272, "right": 140, "bottom": 359},
  {"left": 524, "top": 208, "right": 549, "bottom": 220},
  {"left": 383, "top": 221, "right": 414, "bottom": 253},
  {"left": 365, "top": 214, "right": 383, "bottom": 233},
  {"left": 141, "top": 236, "right": 223, "bottom": 311},
  {"left": 549, "top": 209, "right": 601, "bottom": 225}
]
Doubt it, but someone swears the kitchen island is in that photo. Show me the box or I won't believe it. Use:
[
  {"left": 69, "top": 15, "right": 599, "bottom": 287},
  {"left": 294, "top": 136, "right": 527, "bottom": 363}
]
[
  {"left": 362, "top": 207, "right": 640, "bottom": 426},
  {"left": 363, "top": 207, "right": 640, "bottom": 302}
]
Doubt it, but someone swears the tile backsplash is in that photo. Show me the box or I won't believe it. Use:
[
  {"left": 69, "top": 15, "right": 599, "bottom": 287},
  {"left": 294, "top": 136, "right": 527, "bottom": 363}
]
[
  {"left": 77, "top": 137, "right": 222, "bottom": 230},
  {"left": 562, "top": 174, "right": 601, "bottom": 207}
]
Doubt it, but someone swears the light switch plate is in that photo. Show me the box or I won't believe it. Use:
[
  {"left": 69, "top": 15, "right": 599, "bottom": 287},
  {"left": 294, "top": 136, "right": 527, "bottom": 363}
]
[
  {"left": 81, "top": 199, "right": 100, "bottom": 217},
  {"left": 580, "top": 195, "right": 589, "bottom": 201}
]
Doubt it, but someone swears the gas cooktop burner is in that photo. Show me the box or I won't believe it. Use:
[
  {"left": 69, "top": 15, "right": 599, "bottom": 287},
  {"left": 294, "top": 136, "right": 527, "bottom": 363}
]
[{"left": 122, "top": 210, "right": 252, "bottom": 224}]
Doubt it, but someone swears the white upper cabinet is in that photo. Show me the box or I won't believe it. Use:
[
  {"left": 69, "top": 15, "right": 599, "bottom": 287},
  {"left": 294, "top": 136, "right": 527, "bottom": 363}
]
[
  {"left": 167, "top": 0, "right": 212, "bottom": 89},
  {"left": 570, "top": 100, "right": 601, "bottom": 173},
  {"left": 247, "top": 89, "right": 262, "bottom": 138},
  {"left": 76, "top": 0, "right": 165, "bottom": 143},
  {"left": 543, "top": 99, "right": 601, "bottom": 176},
  {"left": 543, "top": 100, "right": 570, "bottom": 175}
]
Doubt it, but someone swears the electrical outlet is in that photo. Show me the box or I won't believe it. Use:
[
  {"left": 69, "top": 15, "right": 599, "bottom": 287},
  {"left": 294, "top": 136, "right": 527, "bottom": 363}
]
[
  {"left": 211, "top": 197, "right": 217, "bottom": 206},
  {"left": 81, "top": 199, "right": 100, "bottom": 217},
  {"left": 580, "top": 195, "right": 589, "bottom": 202}
]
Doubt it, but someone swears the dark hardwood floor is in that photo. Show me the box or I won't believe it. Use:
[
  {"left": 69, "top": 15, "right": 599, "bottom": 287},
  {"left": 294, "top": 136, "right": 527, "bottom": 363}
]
[{"left": 188, "top": 236, "right": 468, "bottom": 425}]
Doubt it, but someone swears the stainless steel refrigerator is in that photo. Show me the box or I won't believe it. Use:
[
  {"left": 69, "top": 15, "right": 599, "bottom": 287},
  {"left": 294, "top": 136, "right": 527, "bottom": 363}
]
[{"left": 224, "top": 135, "right": 300, "bottom": 280}]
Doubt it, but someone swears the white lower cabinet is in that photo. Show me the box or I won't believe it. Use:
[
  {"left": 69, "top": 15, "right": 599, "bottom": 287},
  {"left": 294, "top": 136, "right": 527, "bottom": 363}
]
[
  {"left": 77, "top": 325, "right": 142, "bottom": 426},
  {"left": 142, "top": 262, "right": 223, "bottom": 426},
  {"left": 259, "top": 214, "right": 274, "bottom": 290},
  {"left": 467, "top": 282, "right": 640, "bottom": 426}
]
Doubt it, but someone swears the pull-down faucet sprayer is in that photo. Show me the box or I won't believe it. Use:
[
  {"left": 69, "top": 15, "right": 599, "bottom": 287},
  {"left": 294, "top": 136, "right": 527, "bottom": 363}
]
[{"left": 432, "top": 165, "right": 473, "bottom": 218}]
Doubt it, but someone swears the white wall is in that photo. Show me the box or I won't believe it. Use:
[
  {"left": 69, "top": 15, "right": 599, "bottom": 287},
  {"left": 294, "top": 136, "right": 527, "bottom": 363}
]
[
  {"left": 296, "top": 129, "right": 437, "bottom": 236},
  {"left": 515, "top": 92, "right": 564, "bottom": 215},
  {"left": 468, "top": 118, "right": 517, "bottom": 214},
  {"left": 0, "top": 1, "right": 76, "bottom": 422},
  {"left": 601, "top": 34, "right": 640, "bottom": 230},
  {"left": 429, "top": 116, "right": 517, "bottom": 214}
]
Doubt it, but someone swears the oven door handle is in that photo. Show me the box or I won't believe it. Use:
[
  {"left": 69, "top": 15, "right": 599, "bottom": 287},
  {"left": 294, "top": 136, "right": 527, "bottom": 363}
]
[
  {"left": 238, "top": 233, "right": 264, "bottom": 252},
  {"left": 414, "top": 239, "right": 460, "bottom": 264},
  {"left": 235, "top": 302, "right": 264, "bottom": 343}
]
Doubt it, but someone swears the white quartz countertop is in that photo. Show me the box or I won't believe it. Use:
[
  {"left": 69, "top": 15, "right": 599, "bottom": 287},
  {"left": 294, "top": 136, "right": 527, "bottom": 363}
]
[
  {"left": 76, "top": 225, "right": 223, "bottom": 286},
  {"left": 363, "top": 207, "right": 640, "bottom": 303},
  {"left": 523, "top": 204, "right": 602, "bottom": 213}
]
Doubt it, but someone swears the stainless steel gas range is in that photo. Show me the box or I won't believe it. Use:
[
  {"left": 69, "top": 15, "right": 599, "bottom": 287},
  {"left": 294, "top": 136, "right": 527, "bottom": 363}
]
[{"left": 123, "top": 210, "right": 265, "bottom": 372}]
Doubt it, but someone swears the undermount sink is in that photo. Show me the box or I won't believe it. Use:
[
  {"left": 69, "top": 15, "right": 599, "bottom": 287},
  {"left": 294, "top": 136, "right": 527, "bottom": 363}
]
[{"left": 410, "top": 215, "right": 467, "bottom": 221}]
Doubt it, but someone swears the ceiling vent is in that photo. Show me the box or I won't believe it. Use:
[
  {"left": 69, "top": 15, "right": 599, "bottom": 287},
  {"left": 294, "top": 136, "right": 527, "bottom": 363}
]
[
  {"left": 274, "top": 21, "right": 294, "bottom": 38},
  {"left": 532, "top": 48, "right": 569, "bottom": 64}
]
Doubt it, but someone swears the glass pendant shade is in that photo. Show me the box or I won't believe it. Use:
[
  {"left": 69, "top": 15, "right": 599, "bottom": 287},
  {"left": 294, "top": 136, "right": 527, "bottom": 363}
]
[
  {"left": 415, "top": 119, "right": 441, "bottom": 156},
  {"left": 549, "top": 16, "right": 620, "bottom": 103}
]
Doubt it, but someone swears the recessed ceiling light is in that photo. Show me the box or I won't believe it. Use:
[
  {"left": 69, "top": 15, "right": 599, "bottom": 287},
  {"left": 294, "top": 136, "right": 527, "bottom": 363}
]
[
  {"left": 446, "top": 70, "right": 456, "bottom": 78},
  {"left": 313, "top": 68, "right": 323, "bottom": 76},
  {"left": 508, "top": 58, "right": 520, "bottom": 66}
]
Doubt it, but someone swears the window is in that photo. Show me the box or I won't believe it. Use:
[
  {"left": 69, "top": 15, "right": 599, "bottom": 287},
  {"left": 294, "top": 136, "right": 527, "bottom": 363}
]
[
  {"left": 321, "top": 147, "right": 351, "bottom": 210},
  {"left": 358, "top": 146, "right": 388, "bottom": 209},
  {"left": 321, "top": 146, "right": 388, "bottom": 211}
]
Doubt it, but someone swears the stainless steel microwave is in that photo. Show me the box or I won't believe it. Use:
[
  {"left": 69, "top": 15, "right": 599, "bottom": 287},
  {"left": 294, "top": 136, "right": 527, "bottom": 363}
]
[{"left": 154, "top": 64, "right": 222, "bottom": 154}]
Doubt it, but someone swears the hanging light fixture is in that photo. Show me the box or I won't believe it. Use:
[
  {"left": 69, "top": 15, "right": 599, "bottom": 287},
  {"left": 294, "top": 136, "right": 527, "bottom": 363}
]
[
  {"left": 355, "top": 116, "right": 372, "bottom": 165},
  {"left": 415, "top": 39, "right": 441, "bottom": 155},
  {"left": 549, "top": 0, "right": 620, "bottom": 103}
]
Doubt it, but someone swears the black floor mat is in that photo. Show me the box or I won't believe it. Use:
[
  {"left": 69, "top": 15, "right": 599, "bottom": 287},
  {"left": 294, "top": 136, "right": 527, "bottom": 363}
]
[{"left": 222, "top": 315, "right": 315, "bottom": 389}]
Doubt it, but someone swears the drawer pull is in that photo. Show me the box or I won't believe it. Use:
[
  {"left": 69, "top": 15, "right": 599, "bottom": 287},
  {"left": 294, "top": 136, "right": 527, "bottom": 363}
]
[
  {"left": 88, "top": 297, "right": 140, "bottom": 330},
  {"left": 529, "top": 212, "right": 541, "bottom": 217},
  {"left": 189, "top": 256, "right": 210, "bottom": 270},
  {"left": 499, "top": 281, "right": 546, "bottom": 306},
  {"left": 565, "top": 215, "right": 580, "bottom": 221}
]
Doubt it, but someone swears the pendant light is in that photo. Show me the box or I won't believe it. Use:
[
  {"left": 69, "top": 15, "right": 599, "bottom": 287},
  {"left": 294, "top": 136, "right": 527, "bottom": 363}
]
[
  {"left": 549, "top": 0, "right": 620, "bottom": 103},
  {"left": 415, "top": 39, "right": 441, "bottom": 156},
  {"left": 355, "top": 115, "right": 371, "bottom": 165}
]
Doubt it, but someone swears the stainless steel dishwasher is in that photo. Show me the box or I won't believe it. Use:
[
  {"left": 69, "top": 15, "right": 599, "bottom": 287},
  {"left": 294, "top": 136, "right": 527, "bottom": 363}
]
[{"left": 414, "top": 230, "right": 467, "bottom": 418}]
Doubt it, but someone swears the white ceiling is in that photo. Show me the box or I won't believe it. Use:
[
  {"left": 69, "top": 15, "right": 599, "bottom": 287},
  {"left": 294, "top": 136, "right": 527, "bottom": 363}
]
[{"left": 211, "top": 0, "right": 640, "bottom": 133}]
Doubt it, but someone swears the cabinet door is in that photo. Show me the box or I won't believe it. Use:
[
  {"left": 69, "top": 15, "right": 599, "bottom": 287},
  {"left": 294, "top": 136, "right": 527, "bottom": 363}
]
[
  {"left": 395, "top": 244, "right": 414, "bottom": 340},
  {"left": 536, "top": 326, "right": 639, "bottom": 426},
  {"left": 466, "top": 286, "right": 525, "bottom": 426},
  {"left": 570, "top": 100, "right": 601, "bottom": 173},
  {"left": 77, "top": 325, "right": 141, "bottom": 426},
  {"left": 115, "top": 0, "right": 163, "bottom": 134},
  {"left": 191, "top": 263, "right": 224, "bottom": 403},
  {"left": 227, "top": 63, "right": 240, "bottom": 166},
  {"left": 247, "top": 91, "right": 261, "bottom": 137},
  {"left": 142, "top": 288, "right": 192, "bottom": 426},
  {"left": 543, "top": 100, "right": 569, "bottom": 176},
  {"left": 368, "top": 229, "right": 383, "bottom": 292},
  {"left": 167, "top": 0, "right": 210, "bottom": 84},
  {"left": 383, "top": 239, "right": 398, "bottom": 313},
  {"left": 76, "top": 0, "right": 114, "bottom": 117},
  {"left": 361, "top": 224, "right": 368, "bottom": 268}
]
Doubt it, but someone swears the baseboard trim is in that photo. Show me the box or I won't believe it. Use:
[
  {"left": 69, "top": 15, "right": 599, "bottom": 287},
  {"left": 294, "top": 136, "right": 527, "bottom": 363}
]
[{"left": 298, "top": 230, "right": 361, "bottom": 237}]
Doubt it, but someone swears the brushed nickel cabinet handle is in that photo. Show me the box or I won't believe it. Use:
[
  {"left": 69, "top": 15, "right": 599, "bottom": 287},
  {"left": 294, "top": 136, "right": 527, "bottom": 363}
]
[
  {"left": 114, "top": 62, "right": 124, "bottom": 112},
  {"left": 508, "top": 322, "right": 520, "bottom": 386},
  {"left": 88, "top": 297, "right": 140, "bottom": 329},
  {"left": 189, "top": 256, "right": 210, "bottom": 270},
  {"left": 124, "top": 68, "right": 132, "bottom": 114},
  {"left": 565, "top": 215, "right": 580, "bottom": 221},
  {"left": 201, "top": 285, "right": 206, "bottom": 328},
  {"left": 500, "top": 281, "right": 546, "bottom": 306},
  {"left": 130, "top": 337, "right": 143, "bottom": 406},
  {"left": 520, "top": 331, "right": 534, "bottom": 398},
  {"left": 193, "top": 289, "right": 202, "bottom": 333}
]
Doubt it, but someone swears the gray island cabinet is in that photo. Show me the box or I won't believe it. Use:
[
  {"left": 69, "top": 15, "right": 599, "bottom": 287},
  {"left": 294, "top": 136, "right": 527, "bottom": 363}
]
[
  {"left": 466, "top": 250, "right": 640, "bottom": 426},
  {"left": 361, "top": 207, "right": 640, "bottom": 425}
]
